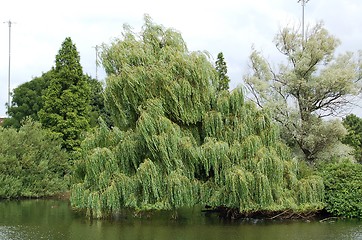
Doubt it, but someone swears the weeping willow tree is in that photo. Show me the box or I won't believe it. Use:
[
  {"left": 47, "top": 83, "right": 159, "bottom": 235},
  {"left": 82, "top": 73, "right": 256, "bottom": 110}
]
[{"left": 70, "top": 15, "right": 324, "bottom": 218}]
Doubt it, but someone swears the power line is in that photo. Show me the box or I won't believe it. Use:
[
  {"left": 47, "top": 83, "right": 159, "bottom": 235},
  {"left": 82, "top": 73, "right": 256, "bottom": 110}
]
[
  {"left": 3, "top": 20, "right": 15, "bottom": 115},
  {"left": 298, "top": 0, "right": 310, "bottom": 43}
]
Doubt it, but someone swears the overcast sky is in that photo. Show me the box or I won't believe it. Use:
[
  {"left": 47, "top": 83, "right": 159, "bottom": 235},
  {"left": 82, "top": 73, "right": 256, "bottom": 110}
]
[{"left": 1, "top": 0, "right": 361, "bottom": 117}]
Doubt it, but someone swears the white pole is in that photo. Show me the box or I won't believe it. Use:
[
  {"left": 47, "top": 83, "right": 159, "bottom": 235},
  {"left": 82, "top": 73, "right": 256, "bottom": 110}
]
[
  {"left": 3, "top": 20, "right": 13, "bottom": 114},
  {"left": 93, "top": 45, "right": 99, "bottom": 80},
  {"left": 298, "top": 0, "right": 310, "bottom": 42}
]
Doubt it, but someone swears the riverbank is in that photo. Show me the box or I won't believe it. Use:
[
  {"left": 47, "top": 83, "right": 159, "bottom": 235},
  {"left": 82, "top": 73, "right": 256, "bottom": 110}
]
[
  {"left": 202, "top": 206, "right": 331, "bottom": 221},
  {"left": 1, "top": 191, "right": 331, "bottom": 221},
  {"left": 49, "top": 191, "right": 70, "bottom": 200},
  {"left": 0, "top": 191, "right": 70, "bottom": 201}
]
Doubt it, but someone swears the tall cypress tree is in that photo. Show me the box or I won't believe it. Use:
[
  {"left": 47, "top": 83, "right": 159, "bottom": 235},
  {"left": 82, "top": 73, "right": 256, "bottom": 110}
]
[
  {"left": 39, "top": 37, "right": 90, "bottom": 151},
  {"left": 215, "top": 52, "right": 230, "bottom": 92}
]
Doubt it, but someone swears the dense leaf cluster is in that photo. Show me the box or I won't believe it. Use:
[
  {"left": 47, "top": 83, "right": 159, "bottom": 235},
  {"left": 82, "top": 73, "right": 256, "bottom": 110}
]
[
  {"left": 343, "top": 114, "right": 362, "bottom": 163},
  {"left": 320, "top": 162, "right": 362, "bottom": 218},
  {"left": 2, "top": 71, "right": 52, "bottom": 128},
  {"left": 0, "top": 120, "right": 69, "bottom": 198},
  {"left": 215, "top": 52, "right": 230, "bottom": 92},
  {"left": 39, "top": 37, "right": 91, "bottom": 151}
]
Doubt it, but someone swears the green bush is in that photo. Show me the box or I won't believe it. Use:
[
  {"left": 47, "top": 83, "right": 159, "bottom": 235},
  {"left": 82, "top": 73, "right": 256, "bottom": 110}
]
[
  {"left": 320, "top": 161, "right": 362, "bottom": 218},
  {"left": 0, "top": 119, "right": 69, "bottom": 198}
]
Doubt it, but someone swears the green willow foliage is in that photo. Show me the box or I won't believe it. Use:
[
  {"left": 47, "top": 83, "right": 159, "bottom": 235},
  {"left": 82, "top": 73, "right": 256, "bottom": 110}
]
[{"left": 70, "top": 16, "right": 324, "bottom": 218}]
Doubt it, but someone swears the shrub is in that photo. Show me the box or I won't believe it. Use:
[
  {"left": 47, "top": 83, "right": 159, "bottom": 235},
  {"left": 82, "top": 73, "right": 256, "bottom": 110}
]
[
  {"left": 320, "top": 161, "right": 362, "bottom": 218},
  {"left": 0, "top": 119, "right": 69, "bottom": 198}
]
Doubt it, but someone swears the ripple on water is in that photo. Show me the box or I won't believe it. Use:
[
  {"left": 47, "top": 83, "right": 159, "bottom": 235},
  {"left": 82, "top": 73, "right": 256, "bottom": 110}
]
[
  {"left": 0, "top": 225, "right": 56, "bottom": 240},
  {"left": 0, "top": 226, "right": 25, "bottom": 240}
]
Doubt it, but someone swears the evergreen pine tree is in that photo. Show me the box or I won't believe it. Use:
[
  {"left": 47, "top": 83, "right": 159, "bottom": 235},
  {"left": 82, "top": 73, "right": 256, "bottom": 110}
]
[
  {"left": 215, "top": 52, "right": 230, "bottom": 92},
  {"left": 39, "top": 37, "right": 90, "bottom": 151}
]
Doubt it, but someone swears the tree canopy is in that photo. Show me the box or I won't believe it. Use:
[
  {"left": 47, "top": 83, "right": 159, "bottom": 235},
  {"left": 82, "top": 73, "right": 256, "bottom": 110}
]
[
  {"left": 39, "top": 37, "right": 91, "bottom": 151},
  {"left": 215, "top": 52, "right": 230, "bottom": 92},
  {"left": 71, "top": 16, "right": 324, "bottom": 218},
  {"left": 3, "top": 71, "right": 53, "bottom": 128},
  {"left": 0, "top": 120, "right": 68, "bottom": 198},
  {"left": 244, "top": 23, "right": 361, "bottom": 162},
  {"left": 342, "top": 114, "right": 362, "bottom": 163},
  {"left": 320, "top": 161, "right": 362, "bottom": 218},
  {"left": 4, "top": 70, "right": 108, "bottom": 131},
  {"left": 87, "top": 76, "right": 112, "bottom": 128}
]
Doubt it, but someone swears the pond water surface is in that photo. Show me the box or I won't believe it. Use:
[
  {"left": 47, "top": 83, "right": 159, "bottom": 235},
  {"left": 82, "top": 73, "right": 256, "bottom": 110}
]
[{"left": 0, "top": 200, "right": 361, "bottom": 240}]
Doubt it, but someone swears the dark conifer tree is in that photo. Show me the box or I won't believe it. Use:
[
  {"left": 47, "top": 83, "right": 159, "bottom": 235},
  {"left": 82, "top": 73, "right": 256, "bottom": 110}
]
[
  {"left": 215, "top": 52, "right": 230, "bottom": 92},
  {"left": 39, "top": 37, "right": 91, "bottom": 151}
]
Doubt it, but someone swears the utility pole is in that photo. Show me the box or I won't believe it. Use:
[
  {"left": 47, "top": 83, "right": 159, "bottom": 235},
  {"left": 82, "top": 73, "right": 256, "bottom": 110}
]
[
  {"left": 93, "top": 45, "right": 99, "bottom": 80},
  {"left": 3, "top": 20, "right": 14, "bottom": 114},
  {"left": 298, "top": 0, "right": 310, "bottom": 43}
]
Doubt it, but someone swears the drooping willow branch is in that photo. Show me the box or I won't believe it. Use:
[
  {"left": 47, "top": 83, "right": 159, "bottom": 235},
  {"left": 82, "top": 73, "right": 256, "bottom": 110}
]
[{"left": 70, "top": 16, "right": 324, "bottom": 218}]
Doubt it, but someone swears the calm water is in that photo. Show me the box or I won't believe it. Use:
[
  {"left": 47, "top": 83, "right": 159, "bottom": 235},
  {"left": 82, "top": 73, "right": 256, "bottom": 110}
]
[{"left": 0, "top": 200, "right": 361, "bottom": 240}]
